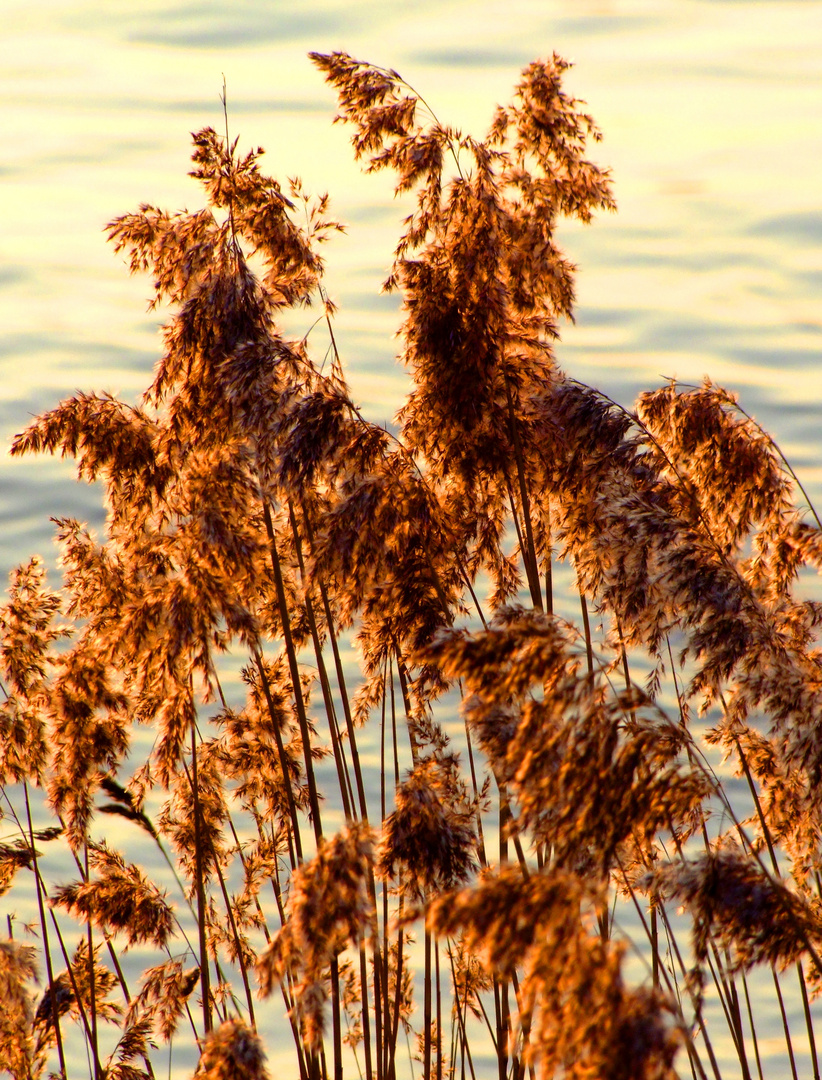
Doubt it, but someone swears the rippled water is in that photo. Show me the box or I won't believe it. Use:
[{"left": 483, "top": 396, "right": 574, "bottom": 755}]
[{"left": 3, "top": 0, "right": 822, "bottom": 1075}]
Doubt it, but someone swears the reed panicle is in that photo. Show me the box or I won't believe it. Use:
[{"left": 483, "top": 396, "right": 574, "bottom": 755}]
[
  {"left": 0, "top": 939, "right": 39, "bottom": 1080},
  {"left": 50, "top": 841, "right": 174, "bottom": 949},
  {"left": 125, "top": 960, "right": 201, "bottom": 1043},
  {"left": 257, "top": 821, "right": 374, "bottom": 1050},
  {"left": 2, "top": 47, "right": 821, "bottom": 1080},
  {"left": 193, "top": 1019, "right": 269, "bottom": 1080}
]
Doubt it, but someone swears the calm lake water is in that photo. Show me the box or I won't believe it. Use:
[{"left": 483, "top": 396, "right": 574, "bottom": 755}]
[{"left": 2, "top": 0, "right": 822, "bottom": 1076}]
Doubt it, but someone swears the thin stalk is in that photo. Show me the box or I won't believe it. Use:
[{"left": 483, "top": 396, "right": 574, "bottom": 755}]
[
  {"left": 435, "top": 937, "right": 442, "bottom": 1080},
  {"left": 189, "top": 718, "right": 212, "bottom": 1035},
  {"left": 394, "top": 646, "right": 419, "bottom": 764},
  {"left": 505, "top": 478, "right": 530, "bottom": 585},
  {"left": 733, "top": 731, "right": 780, "bottom": 874},
  {"left": 740, "top": 969, "right": 765, "bottom": 1080},
  {"left": 252, "top": 645, "right": 303, "bottom": 866},
  {"left": 289, "top": 503, "right": 354, "bottom": 822},
  {"left": 46, "top": 905, "right": 103, "bottom": 1077},
  {"left": 496, "top": 806, "right": 509, "bottom": 1080},
  {"left": 617, "top": 861, "right": 714, "bottom": 1080},
  {"left": 390, "top": 658, "right": 401, "bottom": 786},
  {"left": 772, "top": 966, "right": 799, "bottom": 1080},
  {"left": 306, "top": 592, "right": 354, "bottom": 822},
  {"left": 732, "top": 730, "right": 821, "bottom": 1074},
  {"left": 475, "top": 986, "right": 500, "bottom": 1058},
  {"left": 212, "top": 858, "right": 256, "bottom": 1028},
  {"left": 459, "top": 688, "right": 487, "bottom": 869},
  {"left": 386, "top": 900, "right": 405, "bottom": 1080},
  {"left": 262, "top": 500, "right": 323, "bottom": 844},
  {"left": 796, "top": 961, "right": 820, "bottom": 1080},
  {"left": 461, "top": 567, "right": 489, "bottom": 629},
  {"left": 305, "top": 508, "right": 370, "bottom": 821},
  {"left": 704, "top": 948, "right": 751, "bottom": 1080},
  {"left": 509, "top": 969, "right": 529, "bottom": 1080},
  {"left": 373, "top": 920, "right": 385, "bottom": 1080},
  {"left": 446, "top": 944, "right": 477, "bottom": 1080},
  {"left": 63, "top": 830, "right": 133, "bottom": 1010},
  {"left": 579, "top": 591, "right": 594, "bottom": 676},
  {"left": 542, "top": 506, "right": 553, "bottom": 616},
  {"left": 648, "top": 907, "right": 715, "bottom": 1080},
  {"left": 325, "top": 589, "right": 371, "bottom": 818},
  {"left": 497, "top": 783, "right": 530, "bottom": 877},
  {"left": 504, "top": 379, "right": 543, "bottom": 612},
  {"left": 449, "top": 1005, "right": 458, "bottom": 1080},
  {"left": 405, "top": 1028, "right": 416, "bottom": 1080},
  {"left": 499, "top": 978, "right": 510, "bottom": 1080},
  {"left": 270, "top": 858, "right": 311, "bottom": 1080},
  {"left": 424, "top": 923, "right": 433, "bottom": 1080},
  {"left": 378, "top": 676, "right": 391, "bottom": 1080},
  {"left": 357, "top": 942, "right": 374, "bottom": 1080},
  {"left": 24, "top": 783, "right": 67, "bottom": 1080},
  {"left": 616, "top": 615, "right": 632, "bottom": 691},
  {"left": 330, "top": 956, "right": 343, "bottom": 1080},
  {"left": 83, "top": 844, "right": 100, "bottom": 1080},
  {"left": 215, "top": 800, "right": 277, "bottom": 958},
  {"left": 386, "top": 671, "right": 404, "bottom": 1080},
  {"left": 381, "top": 665, "right": 389, "bottom": 823},
  {"left": 669, "top": 816, "right": 753, "bottom": 1079}
]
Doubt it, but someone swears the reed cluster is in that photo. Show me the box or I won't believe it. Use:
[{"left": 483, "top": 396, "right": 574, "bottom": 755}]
[{"left": 2, "top": 51, "right": 821, "bottom": 1080}]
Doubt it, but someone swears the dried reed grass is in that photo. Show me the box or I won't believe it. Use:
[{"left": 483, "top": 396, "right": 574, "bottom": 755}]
[{"left": 1, "top": 49, "right": 821, "bottom": 1080}]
